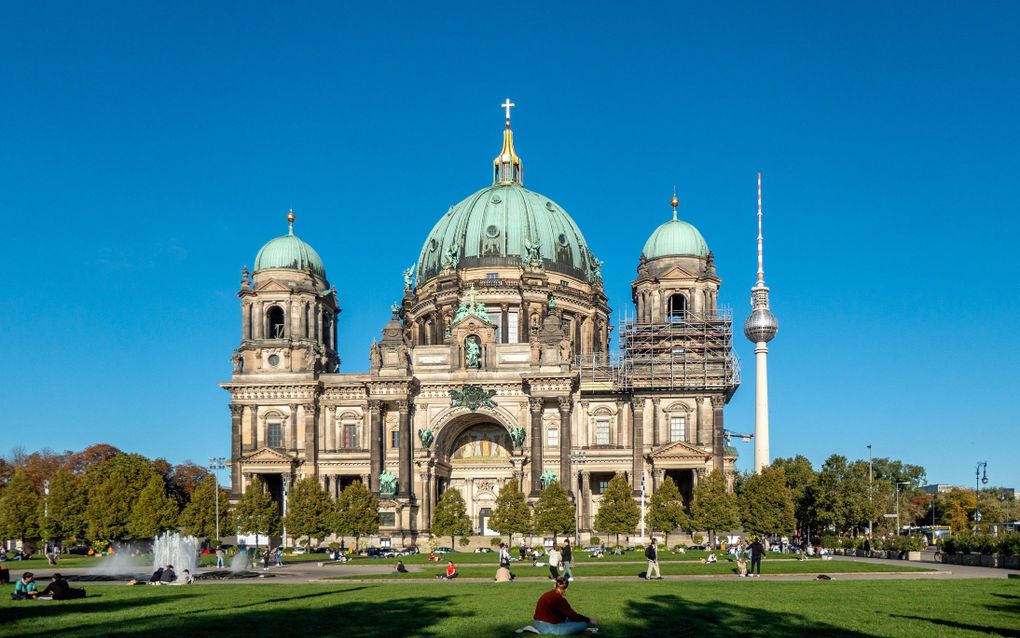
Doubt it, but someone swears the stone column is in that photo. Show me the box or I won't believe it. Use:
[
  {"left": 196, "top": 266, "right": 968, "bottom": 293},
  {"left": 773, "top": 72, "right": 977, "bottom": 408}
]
[
  {"left": 288, "top": 403, "right": 298, "bottom": 450},
  {"left": 397, "top": 400, "right": 411, "bottom": 498},
  {"left": 695, "top": 398, "right": 704, "bottom": 446},
  {"left": 242, "top": 303, "right": 252, "bottom": 340},
  {"left": 501, "top": 303, "right": 509, "bottom": 344},
  {"left": 581, "top": 471, "right": 591, "bottom": 532},
  {"left": 711, "top": 396, "right": 725, "bottom": 473},
  {"left": 247, "top": 406, "right": 258, "bottom": 450},
  {"left": 652, "top": 397, "right": 661, "bottom": 447},
  {"left": 616, "top": 401, "right": 625, "bottom": 447},
  {"left": 230, "top": 404, "right": 243, "bottom": 494},
  {"left": 558, "top": 397, "right": 573, "bottom": 497},
  {"left": 420, "top": 468, "right": 432, "bottom": 529},
  {"left": 368, "top": 400, "right": 382, "bottom": 492},
  {"left": 631, "top": 398, "right": 644, "bottom": 494},
  {"left": 303, "top": 403, "right": 318, "bottom": 477},
  {"left": 529, "top": 397, "right": 544, "bottom": 496},
  {"left": 324, "top": 406, "right": 335, "bottom": 452}
]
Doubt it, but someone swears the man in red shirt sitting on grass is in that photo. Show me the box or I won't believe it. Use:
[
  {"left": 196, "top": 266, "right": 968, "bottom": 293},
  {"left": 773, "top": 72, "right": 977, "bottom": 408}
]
[{"left": 523, "top": 576, "right": 598, "bottom": 635}]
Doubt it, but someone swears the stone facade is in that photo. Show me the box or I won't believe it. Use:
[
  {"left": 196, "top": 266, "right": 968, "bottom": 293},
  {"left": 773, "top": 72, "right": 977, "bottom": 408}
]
[{"left": 222, "top": 116, "right": 739, "bottom": 544}]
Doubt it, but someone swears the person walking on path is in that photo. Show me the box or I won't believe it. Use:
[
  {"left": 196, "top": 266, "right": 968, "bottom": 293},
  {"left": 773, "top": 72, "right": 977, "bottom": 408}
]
[
  {"left": 748, "top": 538, "right": 765, "bottom": 577},
  {"left": 645, "top": 539, "right": 662, "bottom": 580},
  {"left": 560, "top": 541, "right": 574, "bottom": 582},
  {"left": 215, "top": 547, "right": 225, "bottom": 569},
  {"left": 547, "top": 546, "right": 562, "bottom": 580},
  {"left": 523, "top": 576, "right": 598, "bottom": 635}
]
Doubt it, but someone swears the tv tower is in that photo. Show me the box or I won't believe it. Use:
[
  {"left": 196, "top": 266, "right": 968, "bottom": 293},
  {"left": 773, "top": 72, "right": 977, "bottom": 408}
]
[{"left": 743, "top": 172, "right": 778, "bottom": 473}]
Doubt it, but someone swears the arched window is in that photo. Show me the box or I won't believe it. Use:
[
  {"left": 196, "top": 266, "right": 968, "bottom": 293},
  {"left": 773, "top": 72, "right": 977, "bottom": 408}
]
[
  {"left": 268, "top": 306, "right": 286, "bottom": 338},
  {"left": 668, "top": 294, "right": 687, "bottom": 321}
]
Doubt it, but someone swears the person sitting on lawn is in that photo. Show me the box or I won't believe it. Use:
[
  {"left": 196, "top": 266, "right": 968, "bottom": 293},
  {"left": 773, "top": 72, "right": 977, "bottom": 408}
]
[
  {"left": 40, "top": 573, "right": 86, "bottom": 599},
  {"left": 428, "top": 550, "right": 438, "bottom": 562},
  {"left": 394, "top": 560, "right": 408, "bottom": 573},
  {"left": 736, "top": 554, "right": 748, "bottom": 577},
  {"left": 706, "top": 552, "right": 717, "bottom": 564},
  {"left": 148, "top": 567, "right": 164, "bottom": 584},
  {"left": 442, "top": 561, "right": 458, "bottom": 579},
  {"left": 159, "top": 565, "right": 176, "bottom": 584},
  {"left": 12, "top": 572, "right": 38, "bottom": 600},
  {"left": 522, "top": 576, "right": 598, "bottom": 635}
]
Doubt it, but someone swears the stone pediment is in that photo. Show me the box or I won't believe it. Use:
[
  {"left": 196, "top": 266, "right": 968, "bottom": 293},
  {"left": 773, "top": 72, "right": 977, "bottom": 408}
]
[
  {"left": 242, "top": 447, "right": 297, "bottom": 465},
  {"left": 255, "top": 280, "right": 293, "bottom": 293},
  {"left": 648, "top": 440, "right": 711, "bottom": 462},
  {"left": 659, "top": 265, "right": 696, "bottom": 281}
]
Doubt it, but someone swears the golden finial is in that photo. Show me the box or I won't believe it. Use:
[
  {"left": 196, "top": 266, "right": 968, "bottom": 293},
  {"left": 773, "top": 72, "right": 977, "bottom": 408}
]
[
  {"left": 670, "top": 190, "right": 679, "bottom": 220},
  {"left": 287, "top": 209, "right": 296, "bottom": 234}
]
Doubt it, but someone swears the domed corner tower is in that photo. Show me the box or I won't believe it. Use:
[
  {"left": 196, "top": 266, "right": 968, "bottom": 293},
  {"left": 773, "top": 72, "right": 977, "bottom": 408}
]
[
  {"left": 406, "top": 109, "right": 611, "bottom": 361},
  {"left": 622, "top": 193, "right": 740, "bottom": 478},
  {"left": 233, "top": 211, "right": 340, "bottom": 377}
]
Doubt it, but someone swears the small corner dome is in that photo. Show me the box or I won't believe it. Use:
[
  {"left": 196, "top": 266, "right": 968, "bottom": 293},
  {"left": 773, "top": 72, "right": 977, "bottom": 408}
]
[
  {"left": 254, "top": 232, "right": 326, "bottom": 278},
  {"left": 641, "top": 218, "right": 710, "bottom": 260}
]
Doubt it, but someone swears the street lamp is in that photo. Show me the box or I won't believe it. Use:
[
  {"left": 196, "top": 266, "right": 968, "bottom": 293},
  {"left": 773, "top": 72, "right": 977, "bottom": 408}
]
[
  {"left": 974, "top": 461, "right": 988, "bottom": 532},
  {"left": 867, "top": 444, "right": 873, "bottom": 536},
  {"left": 43, "top": 480, "right": 50, "bottom": 557},
  {"left": 895, "top": 481, "right": 910, "bottom": 536},
  {"left": 568, "top": 451, "right": 587, "bottom": 542},
  {"left": 209, "top": 457, "right": 227, "bottom": 543}
]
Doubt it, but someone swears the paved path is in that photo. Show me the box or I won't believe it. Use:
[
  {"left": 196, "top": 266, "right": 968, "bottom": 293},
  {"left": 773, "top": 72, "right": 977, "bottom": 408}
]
[{"left": 12, "top": 554, "right": 1014, "bottom": 586}]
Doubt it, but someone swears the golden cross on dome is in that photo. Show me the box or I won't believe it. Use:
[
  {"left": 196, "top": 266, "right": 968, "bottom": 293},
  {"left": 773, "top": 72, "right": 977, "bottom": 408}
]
[{"left": 501, "top": 98, "right": 515, "bottom": 121}]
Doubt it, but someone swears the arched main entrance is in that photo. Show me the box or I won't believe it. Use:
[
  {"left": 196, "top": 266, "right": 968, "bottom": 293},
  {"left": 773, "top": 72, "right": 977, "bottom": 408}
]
[{"left": 435, "top": 417, "right": 516, "bottom": 535}]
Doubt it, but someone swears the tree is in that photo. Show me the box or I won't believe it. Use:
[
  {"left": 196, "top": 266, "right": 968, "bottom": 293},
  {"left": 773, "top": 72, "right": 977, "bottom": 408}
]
[
  {"left": 19, "top": 449, "right": 68, "bottom": 491},
  {"left": 167, "top": 462, "right": 211, "bottom": 504},
  {"left": 771, "top": 455, "right": 816, "bottom": 531},
  {"left": 488, "top": 480, "right": 532, "bottom": 545},
  {"left": 690, "top": 470, "right": 739, "bottom": 547},
  {"left": 0, "top": 467, "right": 40, "bottom": 545},
  {"left": 285, "top": 477, "right": 332, "bottom": 551},
  {"left": 65, "top": 444, "right": 122, "bottom": 475},
  {"left": 738, "top": 466, "right": 795, "bottom": 537},
  {"left": 648, "top": 476, "right": 687, "bottom": 546},
  {"left": 332, "top": 480, "right": 379, "bottom": 548},
  {"left": 533, "top": 481, "right": 575, "bottom": 543},
  {"left": 807, "top": 455, "right": 877, "bottom": 536},
  {"left": 128, "top": 474, "right": 180, "bottom": 539},
  {"left": 431, "top": 487, "right": 472, "bottom": 547},
  {"left": 594, "top": 473, "right": 639, "bottom": 545},
  {"left": 86, "top": 472, "right": 133, "bottom": 541},
  {"left": 179, "top": 475, "right": 233, "bottom": 540},
  {"left": 234, "top": 476, "right": 281, "bottom": 548},
  {"left": 38, "top": 468, "right": 87, "bottom": 545},
  {"left": 941, "top": 488, "right": 976, "bottom": 533}
]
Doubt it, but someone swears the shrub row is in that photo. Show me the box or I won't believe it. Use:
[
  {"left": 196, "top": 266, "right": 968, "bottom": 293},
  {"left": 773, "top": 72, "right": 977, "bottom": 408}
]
[{"left": 943, "top": 532, "right": 1020, "bottom": 556}]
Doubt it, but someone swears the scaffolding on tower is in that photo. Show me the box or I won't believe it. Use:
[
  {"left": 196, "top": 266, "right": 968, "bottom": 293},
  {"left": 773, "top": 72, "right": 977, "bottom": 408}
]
[{"left": 577, "top": 307, "right": 740, "bottom": 395}]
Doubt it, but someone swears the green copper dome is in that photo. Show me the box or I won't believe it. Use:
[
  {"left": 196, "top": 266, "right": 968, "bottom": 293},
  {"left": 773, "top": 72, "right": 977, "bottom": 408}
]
[
  {"left": 254, "top": 215, "right": 326, "bottom": 277},
  {"left": 417, "top": 183, "right": 599, "bottom": 285},
  {"left": 642, "top": 217, "right": 710, "bottom": 260}
]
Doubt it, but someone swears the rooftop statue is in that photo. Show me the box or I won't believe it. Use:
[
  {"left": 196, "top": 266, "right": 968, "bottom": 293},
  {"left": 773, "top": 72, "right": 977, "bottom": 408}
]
[
  {"left": 452, "top": 289, "right": 492, "bottom": 325},
  {"left": 441, "top": 242, "right": 461, "bottom": 270},
  {"left": 403, "top": 264, "right": 415, "bottom": 290},
  {"left": 523, "top": 237, "right": 542, "bottom": 268},
  {"left": 540, "top": 470, "right": 559, "bottom": 490}
]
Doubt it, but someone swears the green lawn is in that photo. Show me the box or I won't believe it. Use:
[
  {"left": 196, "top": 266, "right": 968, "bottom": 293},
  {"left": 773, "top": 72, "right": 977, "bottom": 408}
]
[
  {"left": 332, "top": 558, "right": 931, "bottom": 580},
  {"left": 0, "top": 579, "right": 1015, "bottom": 637}
]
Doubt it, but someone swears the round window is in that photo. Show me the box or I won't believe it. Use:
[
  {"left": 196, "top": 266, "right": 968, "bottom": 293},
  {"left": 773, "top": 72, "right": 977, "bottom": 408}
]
[
  {"left": 491, "top": 194, "right": 502, "bottom": 205},
  {"left": 268, "top": 354, "right": 280, "bottom": 366},
  {"left": 545, "top": 201, "right": 556, "bottom": 212},
  {"left": 429, "top": 238, "right": 438, "bottom": 252},
  {"left": 558, "top": 233, "right": 569, "bottom": 247},
  {"left": 486, "top": 224, "right": 500, "bottom": 238}
]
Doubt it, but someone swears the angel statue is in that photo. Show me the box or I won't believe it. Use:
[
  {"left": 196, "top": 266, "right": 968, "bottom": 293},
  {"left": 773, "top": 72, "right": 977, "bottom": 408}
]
[
  {"left": 523, "top": 237, "right": 542, "bottom": 268},
  {"left": 403, "top": 264, "right": 415, "bottom": 290}
]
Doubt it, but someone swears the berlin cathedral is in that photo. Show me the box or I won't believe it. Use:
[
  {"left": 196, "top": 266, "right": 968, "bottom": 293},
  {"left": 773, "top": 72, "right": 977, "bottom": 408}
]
[{"left": 222, "top": 103, "right": 741, "bottom": 544}]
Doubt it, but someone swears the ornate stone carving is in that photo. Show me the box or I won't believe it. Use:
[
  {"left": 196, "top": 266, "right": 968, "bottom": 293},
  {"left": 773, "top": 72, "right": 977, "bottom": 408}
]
[
  {"left": 229, "top": 404, "right": 243, "bottom": 417},
  {"left": 529, "top": 397, "right": 544, "bottom": 412},
  {"left": 558, "top": 397, "right": 573, "bottom": 413},
  {"left": 449, "top": 384, "right": 497, "bottom": 411},
  {"left": 441, "top": 241, "right": 460, "bottom": 269},
  {"left": 509, "top": 427, "right": 527, "bottom": 449}
]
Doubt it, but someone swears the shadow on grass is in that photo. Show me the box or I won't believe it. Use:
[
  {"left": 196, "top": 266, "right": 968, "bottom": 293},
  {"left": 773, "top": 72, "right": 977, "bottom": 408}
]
[
  {"left": 0, "top": 591, "right": 201, "bottom": 625},
  {"left": 891, "top": 614, "right": 1020, "bottom": 638},
  {"left": 20, "top": 587, "right": 461, "bottom": 638},
  {"left": 618, "top": 594, "right": 874, "bottom": 638}
]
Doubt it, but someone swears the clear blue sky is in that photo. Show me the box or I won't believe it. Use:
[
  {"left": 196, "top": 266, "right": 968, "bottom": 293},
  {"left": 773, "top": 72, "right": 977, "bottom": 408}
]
[{"left": 2, "top": 2, "right": 1017, "bottom": 490}]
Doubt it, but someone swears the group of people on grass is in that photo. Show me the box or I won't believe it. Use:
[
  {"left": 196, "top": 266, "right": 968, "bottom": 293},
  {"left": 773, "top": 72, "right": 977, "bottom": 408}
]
[{"left": 10, "top": 572, "right": 86, "bottom": 600}]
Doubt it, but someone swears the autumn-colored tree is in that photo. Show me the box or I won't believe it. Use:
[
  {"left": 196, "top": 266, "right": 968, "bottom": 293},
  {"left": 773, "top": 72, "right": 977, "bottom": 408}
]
[
  {"left": 941, "top": 488, "right": 976, "bottom": 533},
  {"left": 65, "top": 444, "right": 122, "bottom": 475}
]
